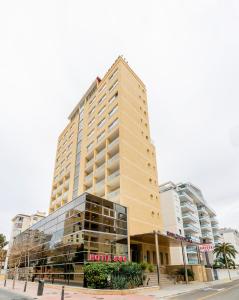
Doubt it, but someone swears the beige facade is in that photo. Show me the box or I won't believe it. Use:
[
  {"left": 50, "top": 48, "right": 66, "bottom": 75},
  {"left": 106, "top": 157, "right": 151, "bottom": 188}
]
[{"left": 49, "top": 56, "right": 162, "bottom": 236}]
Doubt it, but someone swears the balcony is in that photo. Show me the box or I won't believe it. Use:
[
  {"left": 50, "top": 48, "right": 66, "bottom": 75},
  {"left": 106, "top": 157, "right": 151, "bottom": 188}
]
[
  {"left": 108, "top": 137, "right": 119, "bottom": 153},
  {"left": 107, "top": 170, "right": 120, "bottom": 188},
  {"left": 64, "top": 179, "right": 70, "bottom": 189},
  {"left": 186, "top": 246, "right": 198, "bottom": 254},
  {"left": 95, "top": 163, "right": 105, "bottom": 178},
  {"left": 199, "top": 215, "right": 210, "bottom": 224},
  {"left": 95, "top": 149, "right": 106, "bottom": 163},
  {"left": 107, "top": 189, "right": 120, "bottom": 202},
  {"left": 182, "top": 212, "right": 198, "bottom": 223},
  {"left": 211, "top": 217, "right": 219, "bottom": 224},
  {"left": 85, "top": 186, "right": 93, "bottom": 194},
  {"left": 188, "top": 258, "right": 199, "bottom": 265},
  {"left": 95, "top": 179, "right": 105, "bottom": 196},
  {"left": 200, "top": 225, "right": 211, "bottom": 232},
  {"left": 202, "top": 232, "right": 213, "bottom": 239},
  {"left": 183, "top": 223, "right": 199, "bottom": 233},
  {"left": 185, "top": 235, "right": 200, "bottom": 243},
  {"left": 85, "top": 159, "right": 94, "bottom": 172},
  {"left": 181, "top": 202, "right": 195, "bottom": 213},
  {"left": 108, "top": 153, "right": 119, "bottom": 169},
  {"left": 85, "top": 173, "right": 93, "bottom": 185}
]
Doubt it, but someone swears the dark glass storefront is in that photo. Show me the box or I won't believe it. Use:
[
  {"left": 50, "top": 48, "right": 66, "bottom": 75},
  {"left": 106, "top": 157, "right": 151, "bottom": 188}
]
[{"left": 8, "top": 193, "right": 128, "bottom": 285}]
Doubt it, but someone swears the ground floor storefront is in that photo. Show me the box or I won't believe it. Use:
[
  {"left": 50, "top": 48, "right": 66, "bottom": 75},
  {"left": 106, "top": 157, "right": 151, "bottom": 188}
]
[{"left": 6, "top": 193, "right": 208, "bottom": 287}]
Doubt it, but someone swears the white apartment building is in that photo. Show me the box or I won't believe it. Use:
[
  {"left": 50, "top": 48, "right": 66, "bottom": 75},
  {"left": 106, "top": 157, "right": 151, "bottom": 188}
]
[
  {"left": 159, "top": 182, "right": 220, "bottom": 265},
  {"left": 220, "top": 228, "right": 239, "bottom": 266},
  {"left": 9, "top": 211, "right": 46, "bottom": 247}
]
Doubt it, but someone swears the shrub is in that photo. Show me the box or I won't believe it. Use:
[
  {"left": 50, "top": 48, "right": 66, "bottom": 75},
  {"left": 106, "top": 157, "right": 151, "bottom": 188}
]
[
  {"left": 176, "top": 268, "right": 194, "bottom": 281},
  {"left": 83, "top": 262, "right": 144, "bottom": 289},
  {"left": 147, "top": 264, "right": 154, "bottom": 272}
]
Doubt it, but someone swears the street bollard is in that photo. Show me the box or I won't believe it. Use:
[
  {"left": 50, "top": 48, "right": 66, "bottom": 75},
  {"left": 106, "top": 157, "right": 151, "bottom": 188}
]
[
  {"left": 37, "top": 280, "right": 44, "bottom": 296},
  {"left": 23, "top": 281, "right": 27, "bottom": 292},
  {"left": 61, "top": 285, "right": 65, "bottom": 300},
  {"left": 4, "top": 279, "right": 6, "bottom": 287},
  {"left": 12, "top": 278, "right": 15, "bottom": 289}
]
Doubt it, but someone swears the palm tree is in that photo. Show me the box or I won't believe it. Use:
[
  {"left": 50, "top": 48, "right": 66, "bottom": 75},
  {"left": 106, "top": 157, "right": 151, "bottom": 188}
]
[
  {"left": 0, "top": 234, "right": 8, "bottom": 272},
  {"left": 213, "top": 242, "right": 238, "bottom": 280}
]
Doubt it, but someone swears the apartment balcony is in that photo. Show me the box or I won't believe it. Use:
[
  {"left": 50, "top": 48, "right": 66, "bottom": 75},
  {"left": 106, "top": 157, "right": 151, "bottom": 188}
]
[
  {"left": 200, "top": 225, "right": 211, "bottom": 232},
  {"left": 107, "top": 170, "right": 120, "bottom": 188},
  {"left": 188, "top": 258, "right": 199, "bottom": 265},
  {"left": 95, "top": 163, "right": 105, "bottom": 178},
  {"left": 64, "top": 179, "right": 70, "bottom": 189},
  {"left": 213, "top": 231, "right": 221, "bottom": 238},
  {"left": 199, "top": 215, "right": 211, "bottom": 224},
  {"left": 85, "top": 186, "right": 93, "bottom": 194},
  {"left": 202, "top": 232, "right": 213, "bottom": 239},
  {"left": 186, "top": 246, "right": 198, "bottom": 254},
  {"left": 181, "top": 202, "right": 195, "bottom": 213},
  {"left": 185, "top": 235, "right": 200, "bottom": 243},
  {"left": 95, "top": 179, "right": 105, "bottom": 196},
  {"left": 95, "top": 149, "right": 106, "bottom": 163},
  {"left": 179, "top": 193, "right": 194, "bottom": 204},
  {"left": 85, "top": 173, "right": 93, "bottom": 185},
  {"left": 108, "top": 137, "right": 119, "bottom": 153},
  {"left": 107, "top": 188, "right": 120, "bottom": 202},
  {"left": 183, "top": 223, "right": 199, "bottom": 233},
  {"left": 182, "top": 212, "right": 198, "bottom": 223},
  {"left": 85, "top": 159, "right": 94, "bottom": 172},
  {"left": 108, "top": 153, "right": 119, "bottom": 169},
  {"left": 210, "top": 217, "right": 219, "bottom": 225}
]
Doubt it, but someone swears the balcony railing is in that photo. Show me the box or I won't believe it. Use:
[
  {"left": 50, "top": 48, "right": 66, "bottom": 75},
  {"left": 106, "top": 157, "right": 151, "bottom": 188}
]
[
  {"left": 183, "top": 223, "right": 199, "bottom": 232},
  {"left": 188, "top": 259, "right": 199, "bottom": 265},
  {"left": 181, "top": 202, "right": 195, "bottom": 212},
  {"left": 107, "top": 189, "right": 120, "bottom": 200},
  {"left": 108, "top": 153, "right": 119, "bottom": 165},
  {"left": 108, "top": 137, "right": 119, "bottom": 150},
  {"left": 182, "top": 212, "right": 198, "bottom": 222},
  {"left": 85, "top": 159, "right": 94, "bottom": 169},
  {"left": 95, "top": 179, "right": 105, "bottom": 189},
  {"left": 85, "top": 173, "right": 93, "bottom": 182},
  {"left": 96, "top": 149, "right": 106, "bottom": 161},
  {"left": 108, "top": 170, "right": 120, "bottom": 181}
]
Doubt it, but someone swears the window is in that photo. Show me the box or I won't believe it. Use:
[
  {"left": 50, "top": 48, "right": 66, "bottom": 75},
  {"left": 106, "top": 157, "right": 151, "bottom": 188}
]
[
  {"left": 108, "top": 118, "right": 118, "bottom": 131},
  {"left": 98, "top": 105, "right": 106, "bottom": 117},
  {"left": 97, "top": 131, "right": 105, "bottom": 143},
  {"left": 109, "top": 68, "right": 118, "bottom": 80},
  {"left": 109, "top": 92, "right": 118, "bottom": 104},
  {"left": 165, "top": 253, "right": 169, "bottom": 265},
  {"left": 109, "top": 80, "right": 118, "bottom": 92},
  {"left": 98, "top": 118, "right": 106, "bottom": 128},
  {"left": 109, "top": 105, "right": 118, "bottom": 117},
  {"left": 98, "top": 94, "right": 106, "bottom": 105},
  {"left": 88, "top": 117, "right": 95, "bottom": 127}
]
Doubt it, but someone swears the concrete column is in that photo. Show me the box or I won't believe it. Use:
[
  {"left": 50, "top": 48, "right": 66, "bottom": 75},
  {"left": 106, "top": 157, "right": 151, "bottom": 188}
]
[
  {"left": 181, "top": 241, "right": 189, "bottom": 284},
  {"left": 154, "top": 231, "right": 160, "bottom": 286}
]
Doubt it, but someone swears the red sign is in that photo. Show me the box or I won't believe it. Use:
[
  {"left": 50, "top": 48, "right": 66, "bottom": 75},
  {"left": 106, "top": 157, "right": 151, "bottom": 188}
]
[
  {"left": 199, "top": 244, "right": 214, "bottom": 253},
  {"left": 88, "top": 254, "right": 127, "bottom": 262}
]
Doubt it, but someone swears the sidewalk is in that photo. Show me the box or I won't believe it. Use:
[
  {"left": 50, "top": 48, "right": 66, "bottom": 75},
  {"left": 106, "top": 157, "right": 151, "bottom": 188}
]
[
  {"left": 140, "top": 277, "right": 239, "bottom": 299},
  {"left": 1, "top": 278, "right": 239, "bottom": 300},
  {"left": 0, "top": 279, "right": 154, "bottom": 300}
]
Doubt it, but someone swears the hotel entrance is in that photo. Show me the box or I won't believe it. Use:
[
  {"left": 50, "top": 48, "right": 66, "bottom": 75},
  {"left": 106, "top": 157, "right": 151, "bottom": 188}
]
[{"left": 128, "top": 231, "right": 207, "bottom": 286}]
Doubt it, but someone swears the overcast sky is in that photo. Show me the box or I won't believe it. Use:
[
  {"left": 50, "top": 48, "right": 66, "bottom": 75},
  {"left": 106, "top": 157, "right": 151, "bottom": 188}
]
[{"left": 0, "top": 0, "right": 239, "bottom": 239}]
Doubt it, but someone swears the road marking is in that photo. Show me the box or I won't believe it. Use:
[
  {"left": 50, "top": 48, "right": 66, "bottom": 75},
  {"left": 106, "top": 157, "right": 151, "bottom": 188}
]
[{"left": 198, "top": 282, "right": 239, "bottom": 300}]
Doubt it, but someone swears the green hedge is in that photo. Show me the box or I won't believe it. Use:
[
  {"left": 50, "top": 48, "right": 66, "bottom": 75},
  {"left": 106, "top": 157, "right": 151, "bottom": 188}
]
[{"left": 83, "top": 262, "right": 144, "bottom": 289}]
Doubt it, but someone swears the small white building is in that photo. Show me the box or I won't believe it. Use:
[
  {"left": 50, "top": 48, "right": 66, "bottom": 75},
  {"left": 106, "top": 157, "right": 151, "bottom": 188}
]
[
  {"left": 219, "top": 228, "right": 239, "bottom": 266},
  {"left": 159, "top": 181, "right": 220, "bottom": 266},
  {"left": 9, "top": 211, "right": 46, "bottom": 247}
]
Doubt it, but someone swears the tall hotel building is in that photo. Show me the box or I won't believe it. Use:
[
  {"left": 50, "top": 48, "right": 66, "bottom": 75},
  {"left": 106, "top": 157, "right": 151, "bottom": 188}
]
[{"left": 49, "top": 56, "right": 162, "bottom": 235}]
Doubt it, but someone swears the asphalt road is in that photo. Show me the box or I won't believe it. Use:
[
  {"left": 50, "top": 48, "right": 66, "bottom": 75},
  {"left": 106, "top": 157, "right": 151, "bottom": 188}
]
[
  {"left": 0, "top": 289, "right": 35, "bottom": 300},
  {"left": 170, "top": 279, "right": 239, "bottom": 300}
]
